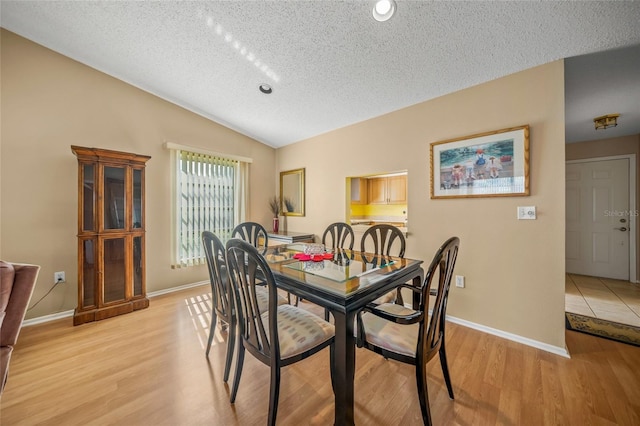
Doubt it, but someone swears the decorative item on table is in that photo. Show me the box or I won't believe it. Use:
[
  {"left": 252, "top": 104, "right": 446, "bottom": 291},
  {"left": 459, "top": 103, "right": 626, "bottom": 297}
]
[
  {"left": 268, "top": 195, "right": 280, "bottom": 232},
  {"left": 293, "top": 243, "right": 332, "bottom": 262}
]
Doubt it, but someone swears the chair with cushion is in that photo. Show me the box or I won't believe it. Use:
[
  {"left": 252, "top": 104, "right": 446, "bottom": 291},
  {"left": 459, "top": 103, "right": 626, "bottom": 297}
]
[
  {"left": 322, "top": 222, "right": 355, "bottom": 251},
  {"left": 231, "top": 222, "right": 268, "bottom": 255},
  {"left": 202, "top": 231, "right": 235, "bottom": 381},
  {"left": 233, "top": 221, "right": 300, "bottom": 305},
  {"left": 356, "top": 236, "right": 460, "bottom": 426},
  {"left": 1, "top": 261, "right": 40, "bottom": 395},
  {"left": 202, "top": 232, "right": 287, "bottom": 382},
  {"left": 320, "top": 222, "right": 355, "bottom": 319},
  {"left": 360, "top": 224, "right": 407, "bottom": 305},
  {"left": 226, "top": 238, "right": 335, "bottom": 426}
]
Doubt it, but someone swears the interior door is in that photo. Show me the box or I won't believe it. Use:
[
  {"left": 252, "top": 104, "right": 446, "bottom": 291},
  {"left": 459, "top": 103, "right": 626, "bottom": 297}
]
[{"left": 566, "top": 158, "right": 630, "bottom": 280}]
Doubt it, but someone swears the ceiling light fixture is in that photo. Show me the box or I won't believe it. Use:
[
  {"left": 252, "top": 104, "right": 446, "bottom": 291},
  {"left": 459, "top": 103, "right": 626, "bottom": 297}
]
[
  {"left": 593, "top": 113, "right": 619, "bottom": 130},
  {"left": 259, "top": 84, "right": 273, "bottom": 94},
  {"left": 373, "top": 0, "right": 396, "bottom": 22}
]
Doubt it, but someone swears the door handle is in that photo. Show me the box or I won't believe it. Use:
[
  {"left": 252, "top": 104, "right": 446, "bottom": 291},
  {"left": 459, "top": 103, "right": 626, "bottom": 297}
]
[{"left": 614, "top": 227, "right": 628, "bottom": 231}]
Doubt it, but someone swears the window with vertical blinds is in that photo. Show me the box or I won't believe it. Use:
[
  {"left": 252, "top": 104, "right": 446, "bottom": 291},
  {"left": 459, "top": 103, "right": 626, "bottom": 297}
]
[{"left": 176, "top": 150, "right": 238, "bottom": 267}]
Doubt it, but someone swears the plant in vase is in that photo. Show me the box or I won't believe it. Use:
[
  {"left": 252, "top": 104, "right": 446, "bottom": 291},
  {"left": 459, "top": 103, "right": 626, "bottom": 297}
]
[{"left": 269, "top": 196, "right": 280, "bottom": 232}]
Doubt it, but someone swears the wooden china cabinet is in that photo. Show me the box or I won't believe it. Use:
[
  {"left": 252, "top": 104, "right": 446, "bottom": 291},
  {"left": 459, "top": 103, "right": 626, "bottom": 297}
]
[{"left": 72, "top": 146, "right": 151, "bottom": 326}]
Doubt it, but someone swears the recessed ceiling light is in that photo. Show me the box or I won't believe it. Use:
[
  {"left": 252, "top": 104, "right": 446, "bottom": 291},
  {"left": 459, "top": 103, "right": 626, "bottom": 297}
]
[
  {"left": 259, "top": 84, "right": 272, "bottom": 94},
  {"left": 373, "top": 0, "right": 396, "bottom": 22}
]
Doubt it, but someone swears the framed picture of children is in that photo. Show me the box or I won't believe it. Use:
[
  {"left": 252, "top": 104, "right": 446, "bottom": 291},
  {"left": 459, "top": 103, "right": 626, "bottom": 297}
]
[{"left": 430, "top": 125, "right": 530, "bottom": 199}]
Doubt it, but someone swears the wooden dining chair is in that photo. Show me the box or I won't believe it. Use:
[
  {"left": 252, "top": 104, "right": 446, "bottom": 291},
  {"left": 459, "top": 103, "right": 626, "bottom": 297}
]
[
  {"left": 361, "top": 224, "right": 406, "bottom": 305},
  {"left": 201, "top": 231, "right": 235, "bottom": 382},
  {"left": 322, "top": 222, "right": 355, "bottom": 251},
  {"left": 319, "top": 222, "right": 355, "bottom": 319},
  {"left": 356, "top": 236, "right": 460, "bottom": 426},
  {"left": 202, "top": 231, "right": 287, "bottom": 383},
  {"left": 232, "top": 222, "right": 268, "bottom": 254},
  {"left": 225, "top": 239, "right": 336, "bottom": 426}
]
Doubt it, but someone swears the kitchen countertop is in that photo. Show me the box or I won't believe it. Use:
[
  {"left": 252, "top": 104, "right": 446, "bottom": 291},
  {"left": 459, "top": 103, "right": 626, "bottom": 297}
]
[{"left": 350, "top": 222, "right": 408, "bottom": 235}]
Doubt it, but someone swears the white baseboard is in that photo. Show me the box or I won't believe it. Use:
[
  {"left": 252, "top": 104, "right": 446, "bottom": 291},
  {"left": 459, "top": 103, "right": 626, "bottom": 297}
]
[
  {"left": 22, "top": 281, "right": 210, "bottom": 327},
  {"left": 23, "top": 309, "right": 75, "bottom": 326},
  {"left": 445, "top": 314, "right": 570, "bottom": 358},
  {"left": 146, "top": 280, "right": 208, "bottom": 298}
]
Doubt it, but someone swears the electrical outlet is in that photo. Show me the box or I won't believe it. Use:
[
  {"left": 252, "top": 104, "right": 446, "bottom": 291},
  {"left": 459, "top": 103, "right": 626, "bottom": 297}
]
[
  {"left": 455, "top": 275, "right": 465, "bottom": 288},
  {"left": 54, "top": 271, "right": 66, "bottom": 284}
]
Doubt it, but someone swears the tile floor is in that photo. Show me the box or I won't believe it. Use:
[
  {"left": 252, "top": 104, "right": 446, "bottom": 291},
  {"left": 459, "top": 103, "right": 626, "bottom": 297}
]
[{"left": 565, "top": 273, "right": 640, "bottom": 327}]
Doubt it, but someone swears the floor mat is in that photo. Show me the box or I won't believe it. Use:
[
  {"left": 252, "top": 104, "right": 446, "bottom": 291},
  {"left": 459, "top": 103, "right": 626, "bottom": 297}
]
[{"left": 565, "top": 312, "right": 640, "bottom": 347}]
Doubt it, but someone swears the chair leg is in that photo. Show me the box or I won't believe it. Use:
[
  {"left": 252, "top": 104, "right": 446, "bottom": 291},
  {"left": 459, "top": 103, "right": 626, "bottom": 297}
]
[
  {"left": 439, "top": 344, "right": 454, "bottom": 399},
  {"left": 268, "top": 366, "right": 281, "bottom": 426},
  {"left": 223, "top": 320, "right": 236, "bottom": 382},
  {"left": 230, "top": 345, "right": 245, "bottom": 403},
  {"left": 329, "top": 343, "right": 336, "bottom": 394},
  {"left": 205, "top": 313, "right": 217, "bottom": 357},
  {"left": 415, "top": 362, "right": 433, "bottom": 426}
]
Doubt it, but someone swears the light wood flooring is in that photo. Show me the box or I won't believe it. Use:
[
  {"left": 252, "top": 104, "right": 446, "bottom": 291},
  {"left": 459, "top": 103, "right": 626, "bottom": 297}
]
[
  {"left": 566, "top": 273, "right": 640, "bottom": 327},
  {"left": 2, "top": 285, "right": 640, "bottom": 425}
]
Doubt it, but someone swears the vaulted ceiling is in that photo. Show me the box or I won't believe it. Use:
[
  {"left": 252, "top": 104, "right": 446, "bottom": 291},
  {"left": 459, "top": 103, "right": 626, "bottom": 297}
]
[{"left": 2, "top": 1, "right": 640, "bottom": 147}]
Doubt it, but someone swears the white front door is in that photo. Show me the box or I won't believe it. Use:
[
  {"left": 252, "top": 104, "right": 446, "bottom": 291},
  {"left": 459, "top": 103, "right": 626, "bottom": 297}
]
[{"left": 566, "top": 158, "right": 630, "bottom": 280}]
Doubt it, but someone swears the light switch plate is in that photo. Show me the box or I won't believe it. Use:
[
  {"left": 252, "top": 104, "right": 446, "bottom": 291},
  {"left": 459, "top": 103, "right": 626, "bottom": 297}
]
[{"left": 517, "top": 206, "right": 536, "bottom": 220}]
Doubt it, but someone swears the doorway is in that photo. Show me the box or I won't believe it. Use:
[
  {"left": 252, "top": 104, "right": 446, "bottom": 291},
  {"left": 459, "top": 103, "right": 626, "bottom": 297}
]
[
  {"left": 565, "top": 155, "right": 639, "bottom": 327},
  {"left": 566, "top": 156, "right": 636, "bottom": 281}
]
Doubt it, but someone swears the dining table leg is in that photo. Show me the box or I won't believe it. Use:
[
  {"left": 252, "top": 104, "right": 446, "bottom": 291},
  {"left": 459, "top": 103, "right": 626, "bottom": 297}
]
[{"left": 331, "top": 309, "right": 356, "bottom": 426}]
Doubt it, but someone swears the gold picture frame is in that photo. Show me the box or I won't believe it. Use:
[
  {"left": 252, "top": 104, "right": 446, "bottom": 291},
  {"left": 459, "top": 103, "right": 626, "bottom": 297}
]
[
  {"left": 430, "top": 125, "right": 530, "bottom": 199},
  {"left": 280, "top": 168, "right": 305, "bottom": 216}
]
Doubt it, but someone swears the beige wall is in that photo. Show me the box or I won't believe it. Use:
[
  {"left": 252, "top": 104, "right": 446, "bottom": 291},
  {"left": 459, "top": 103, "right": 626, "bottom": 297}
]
[
  {"left": 0, "top": 30, "right": 276, "bottom": 320},
  {"left": 278, "top": 61, "right": 567, "bottom": 349},
  {"left": 1, "top": 29, "right": 568, "bottom": 349},
  {"left": 566, "top": 134, "right": 640, "bottom": 280}
]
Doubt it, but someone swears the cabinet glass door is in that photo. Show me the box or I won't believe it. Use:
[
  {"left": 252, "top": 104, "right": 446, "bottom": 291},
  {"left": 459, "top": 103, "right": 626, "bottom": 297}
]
[
  {"left": 82, "top": 164, "right": 95, "bottom": 232},
  {"left": 81, "top": 238, "right": 96, "bottom": 308},
  {"left": 133, "top": 236, "right": 143, "bottom": 297},
  {"left": 103, "top": 237, "right": 126, "bottom": 303},
  {"left": 133, "top": 169, "right": 143, "bottom": 229},
  {"left": 103, "top": 166, "right": 126, "bottom": 230}
]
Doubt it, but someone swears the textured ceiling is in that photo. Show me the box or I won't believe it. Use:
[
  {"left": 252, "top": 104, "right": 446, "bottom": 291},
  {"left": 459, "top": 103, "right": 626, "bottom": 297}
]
[
  {"left": 2, "top": 1, "right": 640, "bottom": 148},
  {"left": 565, "top": 44, "right": 640, "bottom": 144}
]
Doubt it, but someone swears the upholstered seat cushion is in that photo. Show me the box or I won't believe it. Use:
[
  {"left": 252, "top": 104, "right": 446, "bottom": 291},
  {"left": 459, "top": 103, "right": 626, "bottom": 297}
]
[
  {"left": 254, "top": 286, "right": 288, "bottom": 310},
  {"left": 361, "top": 303, "right": 419, "bottom": 357},
  {"left": 261, "top": 304, "right": 334, "bottom": 359}
]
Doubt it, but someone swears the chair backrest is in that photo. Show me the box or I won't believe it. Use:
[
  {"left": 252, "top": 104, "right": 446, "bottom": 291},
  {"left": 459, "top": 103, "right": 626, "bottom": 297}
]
[
  {"left": 360, "top": 224, "right": 406, "bottom": 257},
  {"left": 226, "top": 238, "right": 280, "bottom": 364},
  {"left": 419, "top": 237, "right": 460, "bottom": 362},
  {"left": 322, "top": 222, "right": 355, "bottom": 250},
  {"left": 232, "top": 222, "right": 268, "bottom": 254},
  {"left": 201, "top": 231, "right": 232, "bottom": 322}
]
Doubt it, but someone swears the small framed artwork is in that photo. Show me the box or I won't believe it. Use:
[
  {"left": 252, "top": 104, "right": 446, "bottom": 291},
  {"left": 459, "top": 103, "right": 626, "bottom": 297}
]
[{"left": 430, "top": 125, "right": 530, "bottom": 199}]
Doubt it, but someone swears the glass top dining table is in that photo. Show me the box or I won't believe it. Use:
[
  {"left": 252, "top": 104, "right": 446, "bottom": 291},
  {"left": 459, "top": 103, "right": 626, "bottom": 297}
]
[{"left": 264, "top": 244, "right": 424, "bottom": 426}]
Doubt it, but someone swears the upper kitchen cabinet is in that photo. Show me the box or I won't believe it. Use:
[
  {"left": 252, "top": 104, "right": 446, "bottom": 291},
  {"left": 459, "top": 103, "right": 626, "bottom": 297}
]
[
  {"left": 350, "top": 177, "right": 368, "bottom": 204},
  {"left": 368, "top": 175, "right": 407, "bottom": 205}
]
